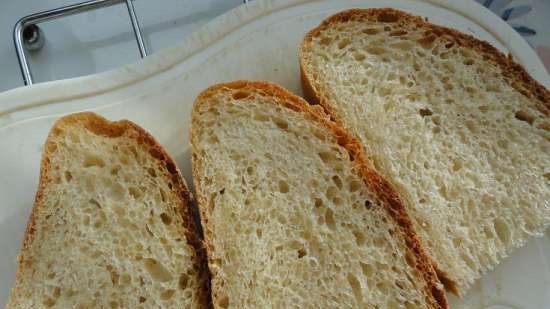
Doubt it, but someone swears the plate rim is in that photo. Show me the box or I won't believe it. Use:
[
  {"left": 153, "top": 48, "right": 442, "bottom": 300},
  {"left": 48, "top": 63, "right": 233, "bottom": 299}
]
[{"left": 0, "top": 0, "right": 547, "bottom": 124}]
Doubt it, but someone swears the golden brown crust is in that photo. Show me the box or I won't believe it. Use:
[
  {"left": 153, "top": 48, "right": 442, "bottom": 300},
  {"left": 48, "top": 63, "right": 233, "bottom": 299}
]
[
  {"left": 299, "top": 8, "right": 550, "bottom": 294},
  {"left": 190, "top": 80, "right": 448, "bottom": 309},
  {"left": 11, "top": 112, "right": 211, "bottom": 309}
]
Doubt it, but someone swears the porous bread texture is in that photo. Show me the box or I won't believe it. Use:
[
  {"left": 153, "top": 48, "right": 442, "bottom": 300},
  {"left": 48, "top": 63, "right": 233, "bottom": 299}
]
[
  {"left": 191, "top": 81, "right": 447, "bottom": 309},
  {"left": 300, "top": 8, "right": 550, "bottom": 295},
  {"left": 7, "top": 113, "right": 209, "bottom": 309}
]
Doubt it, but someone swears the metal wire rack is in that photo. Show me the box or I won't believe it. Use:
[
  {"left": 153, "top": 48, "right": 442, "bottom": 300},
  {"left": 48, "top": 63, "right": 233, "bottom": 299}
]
[{"left": 14, "top": 0, "right": 248, "bottom": 86}]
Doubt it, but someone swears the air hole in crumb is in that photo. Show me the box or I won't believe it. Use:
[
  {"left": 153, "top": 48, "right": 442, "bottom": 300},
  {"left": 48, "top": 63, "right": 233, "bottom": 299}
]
[
  {"left": 158, "top": 188, "right": 167, "bottom": 202},
  {"left": 208, "top": 134, "right": 220, "bottom": 144},
  {"left": 465, "top": 86, "right": 476, "bottom": 95},
  {"left": 83, "top": 154, "right": 105, "bottom": 168},
  {"left": 363, "top": 28, "right": 380, "bottom": 35},
  {"left": 515, "top": 110, "right": 534, "bottom": 125},
  {"left": 232, "top": 91, "right": 249, "bottom": 100},
  {"left": 353, "top": 53, "right": 366, "bottom": 61},
  {"left": 46, "top": 143, "right": 57, "bottom": 153},
  {"left": 278, "top": 180, "right": 289, "bottom": 193},
  {"left": 110, "top": 183, "right": 126, "bottom": 201},
  {"left": 352, "top": 230, "right": 366, "bottom": 246},
  {"left": 179, "top": 273, "right": 189, "bottom": 289},
  {"left": 365, "top": 46, "right": 387, "bottom": 55},
  {"left": 273, "top": 118, "right": 289, "bottom": 130},
  {"left": 405, "top": 301, "right": 417, "bottom": 309},
  {"left": 318, "top": 151, "right": 334, "bottom": 163},
  {"left": 143, "top": 258, "right": 172, "bottom": 282},
  {"left": 349, "top": 180, "right": 361, "bottom": 192},
  {"left": 452, "top": 159, "right": 462, "bottom": 171},
  {"left": 376, "top": 281, "right": 390, "bottom": 294},
  {"left": 393, "top": 41, "right": 413, "bottom": 51},
  {"left": 494, "top": 218, "right": 510, "bottom": 244},
  {"left": 464, "top": 58, "right": 474, "bottom": 65},
  {"left": 419, "top": 108, "right": 433, "bottom": 117},
  {"left": 389, "top": 30, "right": 407, "bottom": 36},
  {"left": 360, "top": 262, "right": 374, "bottom": 277},
  {"left": 129, "top": 187, "right": 142, "bottom": 199},
  {"left": 160, "top": 213, "right": 171, "bottom": 225},
  {"left": 314, "top": 198, "right": 323, "bottom": 208},
  {"left": 253, "top": 113, "right": 269, "bottom": 121},
  {"left": 42, "top": 297, "right": 56, "bottom": 307},
  {"left": 145, "top": 225, "right": 154, "bottom": 237},
  {"left": 338, "top": 38, "right": 352, "bottom": 49},
  {"left": 89, "top": 199, "right": 101, "bottom": 208},
  {"left": 218, "top": 296, "right": 229, "bottom": 308},
  {"left": 64, "top": 171, "right": 73, "bottom": 182},
  {"left": 331, "top": 175, "right": 343, "bottom": 189},
  {"left": 364, "top": 200, "right": 372, "bottom": 210},
  {"left": 347, "top": 273, "right": 363, "bottom": 305},
  {"left": 110, "top": 166, "right": 121, "bottom": 175},
  {"left": 319, "top": 37, "right": 332, "bottom": 45},
  {"left": 538, "top": 122, "right": 550, "bottom": 131},
  {"left": 325, "top": 208, "right": 336, "bottom": 230},
  {"left": 417, "top": 35, "right": 436, "bottom": 49},
  {"left": 52, "top": 287, "right": 60, "bottom": 298},
  {"left": 160, "top": 289, "right": 175, "bottom": 300},
  {"left": 106, "top": 265, "right": 119, "bottom": 285},
  {"left": 325, "top": 186, "right": 338, "bottom": 200}
]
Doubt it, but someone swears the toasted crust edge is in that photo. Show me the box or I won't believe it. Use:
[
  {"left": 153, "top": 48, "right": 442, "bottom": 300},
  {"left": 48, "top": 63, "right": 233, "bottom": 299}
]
[
  {"left": 7, "top": 112, "right": 212, "bottom": 309},
  {"left": 300, "top": 8, "right": 549, "bottom": 116},
  {"left": 190, "top": 80, "right": 448, "bottom": 309},
  {"left": 299, "top": 7, "right": 550, "bottom": 295}
]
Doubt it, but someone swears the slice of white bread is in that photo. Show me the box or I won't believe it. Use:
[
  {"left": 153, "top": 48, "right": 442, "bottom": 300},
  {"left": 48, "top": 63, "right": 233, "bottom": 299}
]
[
  {"left": 6, "top": 112, "right": 209, "bottom": 309},
  {"left": 300, "top": 8, "right": 550, "bottom": 294},
  {"left": 190, "top": 80, "right": 447, "bottom": 308}
]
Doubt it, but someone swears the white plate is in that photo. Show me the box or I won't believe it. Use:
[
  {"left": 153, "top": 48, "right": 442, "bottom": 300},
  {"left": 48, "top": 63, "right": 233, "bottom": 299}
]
[{"left": 0, "top": 0, "right": 548, "bottom": 307}]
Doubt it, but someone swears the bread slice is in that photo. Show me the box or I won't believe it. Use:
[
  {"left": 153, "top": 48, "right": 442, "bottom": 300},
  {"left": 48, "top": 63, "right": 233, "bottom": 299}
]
[
  {"left": 300, "top": 8, "right": 550, "bottom": 295},
  {"left": 6, "top": 112, "right": 209, "bottom": 309},
  {"left": 190, "top": 80, "right": 447, "bottom": 308}
]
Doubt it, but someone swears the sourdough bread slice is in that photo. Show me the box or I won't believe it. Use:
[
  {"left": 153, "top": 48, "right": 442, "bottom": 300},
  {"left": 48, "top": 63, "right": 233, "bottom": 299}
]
[
  {"left": 300, "top": 8, "right": 550, "bottom": 294},
  {"left": 191, "top": 80, "right": 447, "bottom": 309},
  {"left": 6, "top": 112, "right": 209, "bottom": 309}
]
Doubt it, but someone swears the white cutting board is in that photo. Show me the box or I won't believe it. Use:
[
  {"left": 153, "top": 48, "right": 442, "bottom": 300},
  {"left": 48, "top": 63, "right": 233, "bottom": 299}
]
[{"left": 0, "top": 0, "right": 548, "bottom": 308}]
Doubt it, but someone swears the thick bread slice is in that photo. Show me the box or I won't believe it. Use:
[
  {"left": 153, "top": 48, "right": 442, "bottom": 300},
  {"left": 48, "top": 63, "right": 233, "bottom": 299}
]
[
  {"left": 7, "top": 112, "right": 209, "bottom": 309},
  {"left": 191, "top": 80, "right": 447, "bottom": 309},
  {"left": 300, "top": 8, "right": 550, "bottom": 295}
]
